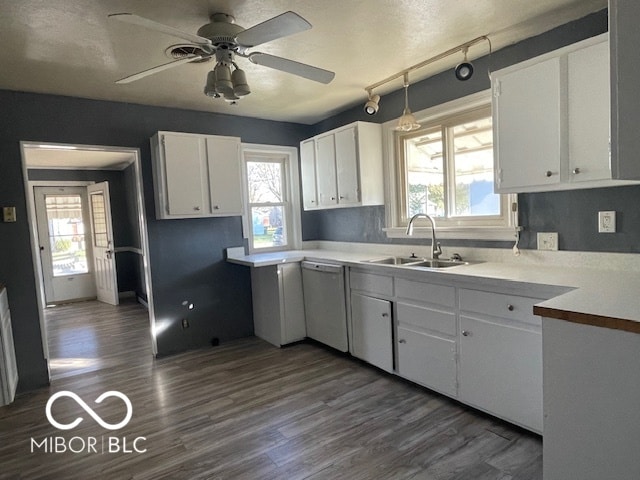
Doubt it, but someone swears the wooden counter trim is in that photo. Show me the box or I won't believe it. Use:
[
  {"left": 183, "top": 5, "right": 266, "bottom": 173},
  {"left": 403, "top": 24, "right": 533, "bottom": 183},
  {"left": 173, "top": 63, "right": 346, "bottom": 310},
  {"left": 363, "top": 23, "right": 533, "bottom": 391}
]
[{"left": 534, "top": 305, "right": 640, "bottom": 334}]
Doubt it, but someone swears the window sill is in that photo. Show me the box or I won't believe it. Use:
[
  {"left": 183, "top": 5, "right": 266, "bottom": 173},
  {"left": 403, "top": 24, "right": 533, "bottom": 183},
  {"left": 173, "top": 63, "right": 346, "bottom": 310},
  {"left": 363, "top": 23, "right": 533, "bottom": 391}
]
[{"left": 383, "top": 226, "right": 516, "bottom": 241}]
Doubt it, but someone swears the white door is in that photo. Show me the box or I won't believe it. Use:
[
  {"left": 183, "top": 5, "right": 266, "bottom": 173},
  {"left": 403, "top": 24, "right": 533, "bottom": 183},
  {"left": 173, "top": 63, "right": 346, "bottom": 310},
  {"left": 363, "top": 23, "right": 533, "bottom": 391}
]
[
  {"left": 87, "top": 182, "right": 119, "bottom": 305},
  {"left": 34, "top": 186, "right": 97, "bottom": 304}
]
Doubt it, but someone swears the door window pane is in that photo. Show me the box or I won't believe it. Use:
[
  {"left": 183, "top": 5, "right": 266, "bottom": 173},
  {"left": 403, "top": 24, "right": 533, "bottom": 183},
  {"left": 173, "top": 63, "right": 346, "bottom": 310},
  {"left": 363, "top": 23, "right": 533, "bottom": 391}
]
[
  {"left": 45, "top": 195, "right": 89, "bottom": 276},
  {"left": 451, "top": 117, "right": 499, "bottom": 217},
  {"left": 404, "top": 128, "right": 445, "bottom": 218},
  {"left": 90, "top": 192, "right": 109, "bottom": 247}
]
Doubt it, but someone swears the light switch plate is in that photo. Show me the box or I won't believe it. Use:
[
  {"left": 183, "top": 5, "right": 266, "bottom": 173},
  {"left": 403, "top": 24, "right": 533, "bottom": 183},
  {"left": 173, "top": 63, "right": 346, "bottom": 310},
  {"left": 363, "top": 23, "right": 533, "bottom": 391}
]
[
  {"left": 598, "top": 211, "right": 616, "bottom": 233},
  {"left": 537, "top": 232, "right": 559, "bottom": 251},
  {"left": 2, "top": 207, "right": 16, "bottom": 222}
]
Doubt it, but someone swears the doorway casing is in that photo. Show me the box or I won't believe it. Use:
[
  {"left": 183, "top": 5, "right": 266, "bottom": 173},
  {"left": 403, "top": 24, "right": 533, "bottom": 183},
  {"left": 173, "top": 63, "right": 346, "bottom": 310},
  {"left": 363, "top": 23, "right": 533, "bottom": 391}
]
[{"left": 20, "top": 141, "right": 157, "bottom": 372}]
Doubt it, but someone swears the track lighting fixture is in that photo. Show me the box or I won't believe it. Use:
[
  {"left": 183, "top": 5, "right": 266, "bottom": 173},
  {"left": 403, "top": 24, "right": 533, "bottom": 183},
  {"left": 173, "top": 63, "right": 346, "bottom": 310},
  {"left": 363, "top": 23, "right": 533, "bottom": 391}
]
[
  {"left": 363, "top": 90, "right": 380, "bottom": 115},
  {"left": 363, "top": 35, "right": 491, "bottom": 120},
  {"left": 454, "top": 47, "right": 474, "bottom": 81},
  {"left": 395, "top": 73, "right": 420, "bottom": 132}
]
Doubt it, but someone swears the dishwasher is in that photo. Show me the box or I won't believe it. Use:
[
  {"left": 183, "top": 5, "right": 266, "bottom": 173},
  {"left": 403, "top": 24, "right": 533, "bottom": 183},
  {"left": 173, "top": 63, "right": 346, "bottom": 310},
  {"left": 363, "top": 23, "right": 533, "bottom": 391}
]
[{"left": 301, "top": 261, "right": 348, "bottom": 352}]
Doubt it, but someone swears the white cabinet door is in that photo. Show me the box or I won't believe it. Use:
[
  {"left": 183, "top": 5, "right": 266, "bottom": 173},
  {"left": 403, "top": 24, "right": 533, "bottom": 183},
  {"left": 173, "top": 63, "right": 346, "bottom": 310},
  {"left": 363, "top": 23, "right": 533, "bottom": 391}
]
[
  {"left": 161, "top": 133, "right": 208, "bottom": 216},
  {"left": 459, "top": 316, "right": 542, "bottom": 433},
  {"left": 397, "top": 326, "right": 457, "bottom": 397},
  {"left": 206, "top": 136, "right": 242, "bottom": 216},
  {"left": 567, "top": 40, "right": 611, "bottom": 183},
  {"left": 334, "top": 126, "right": 360, "bottom": 205},
  {"left": 350, "top": 292, "right": 393, "bottom": 372},
  {"left": 300, "top": 139, "right": 318, "bottom": 209},
  {"left": 315, "top": 134, "right": 338, "bottom": 207},
  {"left": 494, "top": 56, "right": 562, "bottom": 192}
]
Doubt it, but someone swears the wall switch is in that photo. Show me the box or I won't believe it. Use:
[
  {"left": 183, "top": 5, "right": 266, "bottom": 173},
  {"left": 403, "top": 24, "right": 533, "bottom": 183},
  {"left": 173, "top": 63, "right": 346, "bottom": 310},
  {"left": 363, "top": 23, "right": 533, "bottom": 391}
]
[
  {"left": 2, "top": 207, "right": 16, "bottom": 222},
  {"left": 181, "top": 318, "right": 189, "bottom": 329},
  {"left": 537, "top": 232, "right": 559, "bottom": 251},
  {"left": 598, "top": 211, "right": 616, "bottom": 233}
]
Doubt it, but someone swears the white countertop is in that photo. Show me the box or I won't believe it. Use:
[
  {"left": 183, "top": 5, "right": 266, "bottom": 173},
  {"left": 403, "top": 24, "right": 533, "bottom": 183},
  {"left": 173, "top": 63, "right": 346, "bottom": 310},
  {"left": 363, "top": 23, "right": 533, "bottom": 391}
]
[{"left": 227, "top": 245, "right": 640, "bottom": 331}]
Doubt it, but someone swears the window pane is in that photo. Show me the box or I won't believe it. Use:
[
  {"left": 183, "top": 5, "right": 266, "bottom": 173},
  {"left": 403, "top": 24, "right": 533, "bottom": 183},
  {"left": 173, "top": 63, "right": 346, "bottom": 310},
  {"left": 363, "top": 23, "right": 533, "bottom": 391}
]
[
  {"left": 251, "top": 206, "right": 286, "bottom": 249},
  {"left": 45, "top": 195, "right": 89, "bottom": 276},
  {"left": 451, "top": 116, "right": 500, "bottom": 216},
  {"left": 404, "top": 128, "right": 445, "bottom": 218},
  {"left": 90, "top": 192, "right": 109, "bottom": 247},
  {"left": 247, "top": 161, "right": 283, "bottom": 203}
]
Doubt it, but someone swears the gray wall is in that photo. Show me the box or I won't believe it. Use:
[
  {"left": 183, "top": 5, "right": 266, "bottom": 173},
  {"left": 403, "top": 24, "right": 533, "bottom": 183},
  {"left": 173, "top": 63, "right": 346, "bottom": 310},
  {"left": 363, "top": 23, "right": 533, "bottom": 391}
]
[
  {"left": 303, "top": 9, "right": 637, "bottom": 253},
  {"left": 0, "top": 90, "right": 312, "bottom": 390}
]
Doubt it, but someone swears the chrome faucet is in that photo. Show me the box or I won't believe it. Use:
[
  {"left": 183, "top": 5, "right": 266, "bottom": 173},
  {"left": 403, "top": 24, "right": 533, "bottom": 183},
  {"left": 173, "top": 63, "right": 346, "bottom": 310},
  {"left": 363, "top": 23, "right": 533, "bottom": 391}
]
[{"left": 406, "top": 213, "right": 442, "bottom": 259}]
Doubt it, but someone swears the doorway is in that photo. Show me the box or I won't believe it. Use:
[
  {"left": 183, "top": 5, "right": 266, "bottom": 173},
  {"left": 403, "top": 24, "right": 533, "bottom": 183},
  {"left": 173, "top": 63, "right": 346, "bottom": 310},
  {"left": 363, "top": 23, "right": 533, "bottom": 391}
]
[{"left": 20, "top": 142, "right": 157, "bottom": 379}]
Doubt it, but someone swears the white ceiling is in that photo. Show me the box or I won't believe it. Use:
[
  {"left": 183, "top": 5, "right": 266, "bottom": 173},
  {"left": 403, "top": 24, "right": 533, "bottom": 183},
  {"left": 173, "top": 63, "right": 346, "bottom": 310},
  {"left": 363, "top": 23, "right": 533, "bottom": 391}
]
[{"left": 0, "top": 0, "right": 607, "bottom": 125}]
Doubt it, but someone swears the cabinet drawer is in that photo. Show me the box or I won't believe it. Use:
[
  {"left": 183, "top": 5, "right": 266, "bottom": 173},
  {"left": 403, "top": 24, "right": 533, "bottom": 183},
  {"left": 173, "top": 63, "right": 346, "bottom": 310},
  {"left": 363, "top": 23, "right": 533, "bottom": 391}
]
[
  {"left": 349, "top": 270, "right": 393, "bottom": 297},
  {"left": 459, "top": 289, "right": 543, "bottom": 327},
  {"left": 396, "top": 278, "right": 455, "bottom": 308},
  {"left": 396, "top": 301, "right": 456, "bottom": 337}
]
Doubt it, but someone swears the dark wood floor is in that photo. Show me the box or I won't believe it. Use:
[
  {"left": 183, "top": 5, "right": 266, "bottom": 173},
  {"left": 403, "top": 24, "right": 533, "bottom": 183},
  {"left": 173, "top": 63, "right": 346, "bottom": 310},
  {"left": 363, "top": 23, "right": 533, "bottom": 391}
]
[{"left": 0, "top": 300, "right": 542, "bottom": 479}]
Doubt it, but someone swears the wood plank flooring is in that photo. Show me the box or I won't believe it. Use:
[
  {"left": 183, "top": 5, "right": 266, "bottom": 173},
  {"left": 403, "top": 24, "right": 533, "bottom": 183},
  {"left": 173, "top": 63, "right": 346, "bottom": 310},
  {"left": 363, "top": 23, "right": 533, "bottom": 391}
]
[{"left": 0, "top": 300, "right": 542, "bottom": 479}]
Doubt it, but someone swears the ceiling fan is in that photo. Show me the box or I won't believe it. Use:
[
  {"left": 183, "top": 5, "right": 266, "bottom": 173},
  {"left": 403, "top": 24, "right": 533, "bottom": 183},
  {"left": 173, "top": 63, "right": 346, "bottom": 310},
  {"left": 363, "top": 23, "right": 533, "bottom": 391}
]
[{"left": 109, "top": 11, "right": 335, "bottom": 103}]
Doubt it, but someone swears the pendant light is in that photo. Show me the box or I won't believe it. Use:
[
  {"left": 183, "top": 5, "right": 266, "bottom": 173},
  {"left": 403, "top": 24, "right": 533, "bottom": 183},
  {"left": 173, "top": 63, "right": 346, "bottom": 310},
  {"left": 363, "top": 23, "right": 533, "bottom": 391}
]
[{"left": 395, "top": 73, "right": 421, "bottom": 132}]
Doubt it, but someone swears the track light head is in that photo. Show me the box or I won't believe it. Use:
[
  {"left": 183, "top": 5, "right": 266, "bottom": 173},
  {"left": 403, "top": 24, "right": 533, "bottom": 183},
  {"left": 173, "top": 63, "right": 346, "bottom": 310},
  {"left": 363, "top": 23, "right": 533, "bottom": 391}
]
[
  {"left": 364, "top": 92, "right": 380, "bottom": 115},
  {"left": 454, "top": 46, "right": 474, "bottom": 81},
  {"left": 455, "top": 62, "right": 474, "bottom": 81}
]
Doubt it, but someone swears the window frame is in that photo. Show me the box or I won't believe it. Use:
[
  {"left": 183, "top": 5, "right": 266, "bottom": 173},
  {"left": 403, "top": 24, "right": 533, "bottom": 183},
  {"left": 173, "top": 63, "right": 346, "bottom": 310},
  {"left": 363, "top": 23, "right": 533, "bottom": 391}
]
[
  {"left": 382, "top": 90, "right": 516, "bottom": 241},
  {"left": 241, "top": 144, "right": 302, "bottom": 253}
]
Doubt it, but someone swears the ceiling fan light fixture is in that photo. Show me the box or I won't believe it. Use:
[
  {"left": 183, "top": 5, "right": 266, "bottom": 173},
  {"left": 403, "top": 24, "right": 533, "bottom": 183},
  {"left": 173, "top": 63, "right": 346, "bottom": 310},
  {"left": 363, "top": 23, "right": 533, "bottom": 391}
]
[
  {"left": 204, "top": 70, "right": 219, "bottom": 97},
  {"left": 213, "top": 63, "right": 233, "bottom": 94},
  {"left": 231, "top": 67, "right": 251, "bottom": 97},
  {"left": 395, "top": 74, "right": 421, "bottom": 132},
  {"left": 363, "top": 90, "right": 380, "bottom": 115}
]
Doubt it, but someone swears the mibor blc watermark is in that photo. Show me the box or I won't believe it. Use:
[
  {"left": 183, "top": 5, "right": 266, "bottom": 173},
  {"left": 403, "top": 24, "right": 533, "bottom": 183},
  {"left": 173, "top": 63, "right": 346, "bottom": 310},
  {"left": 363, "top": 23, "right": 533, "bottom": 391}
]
[{"left": 31, "top": 390, "right": 147, "bottom": 454}]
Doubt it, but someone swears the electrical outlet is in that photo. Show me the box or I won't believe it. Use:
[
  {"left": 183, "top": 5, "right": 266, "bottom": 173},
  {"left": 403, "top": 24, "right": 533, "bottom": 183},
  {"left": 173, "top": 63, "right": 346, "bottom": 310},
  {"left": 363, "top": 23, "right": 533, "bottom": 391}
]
[
  {"left": 181, "top": 318, "right": 189, "bottom": 329},
  {"left": 537, "top": 232, "right": 559, "bottom": 251},
  {"left": 598, "top": 211, "right": 616, "bottom": 233}
]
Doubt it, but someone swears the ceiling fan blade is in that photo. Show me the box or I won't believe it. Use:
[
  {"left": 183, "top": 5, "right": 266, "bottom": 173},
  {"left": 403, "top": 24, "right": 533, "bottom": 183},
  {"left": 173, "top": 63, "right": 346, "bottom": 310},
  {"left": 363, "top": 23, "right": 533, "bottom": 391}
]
[
  {"left": 249, "top": 53, "right": 335, "bottom": 84},
  {"left": 115, "top": 56, "right": 203, "bottom": 84},
  {"left": 109, "top": 13, "right": 212, "bottom": 46},
  {"left": 236, "top": 11, "right": 311, "bottom": 47}
]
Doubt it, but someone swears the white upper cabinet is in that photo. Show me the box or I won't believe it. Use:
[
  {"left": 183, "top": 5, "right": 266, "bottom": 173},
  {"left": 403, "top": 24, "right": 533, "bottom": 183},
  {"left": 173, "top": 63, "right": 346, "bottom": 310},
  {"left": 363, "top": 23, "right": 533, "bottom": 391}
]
[
  {"left": 492, "top": 33, "right": 635, "bottom": 193},
  {"left": 300, "top": 140, "right": 318, "bottom": 209},
  {"left": 300, "top": 121, "right": 383, "bottom": 210},
  {"left": 493, "top": 56, "right": 563, "bottom": 191},
  {"left": 151, "top": 131, "right": 242, "bottom": 219},
  {"left": 567, "top": 40, "right": 611, "bottom": 183}
]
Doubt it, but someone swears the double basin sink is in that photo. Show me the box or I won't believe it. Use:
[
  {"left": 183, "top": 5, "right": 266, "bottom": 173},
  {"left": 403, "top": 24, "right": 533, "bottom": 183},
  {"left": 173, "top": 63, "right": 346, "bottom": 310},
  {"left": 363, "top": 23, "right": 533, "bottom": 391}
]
[{"left": 365, "top": 256, "right": 471, "bottom": 269}]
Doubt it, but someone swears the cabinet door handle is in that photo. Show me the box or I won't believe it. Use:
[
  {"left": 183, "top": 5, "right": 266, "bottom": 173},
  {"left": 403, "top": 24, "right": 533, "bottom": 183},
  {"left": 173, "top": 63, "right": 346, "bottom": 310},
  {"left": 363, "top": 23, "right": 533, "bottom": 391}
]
[
  {"left": 573, "top": 167, "right": 581, "bottom": 175},
  {"left": 194, "top": 206, "right": 201, "bottom": 211},
  {"left": 507, "top": 304, "right": 514, "bottom": 311},
  {"left": 381, "top": 312, "right": 389, "bottom": 318},
  {"left": 331, "top": 196, "right": 336, "bottom": 201},
  {"left": 398, "top": 339, "right": 406, "bottom": 344},
  {"left": 461, "top": 330, "right": 470, "bottom": 336},
  {"left": 545, "top": 170, "right": 553, "bottom": 177},
  {"left": 213, "top": 205, "right": 220, "bottom": 210}
]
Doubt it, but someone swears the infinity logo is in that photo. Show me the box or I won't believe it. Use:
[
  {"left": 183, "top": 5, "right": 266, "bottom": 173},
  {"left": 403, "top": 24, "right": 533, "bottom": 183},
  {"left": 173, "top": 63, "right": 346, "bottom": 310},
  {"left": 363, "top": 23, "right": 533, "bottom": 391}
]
[{"left": 45, "top": 391, "right": 133, "bottom": 431}]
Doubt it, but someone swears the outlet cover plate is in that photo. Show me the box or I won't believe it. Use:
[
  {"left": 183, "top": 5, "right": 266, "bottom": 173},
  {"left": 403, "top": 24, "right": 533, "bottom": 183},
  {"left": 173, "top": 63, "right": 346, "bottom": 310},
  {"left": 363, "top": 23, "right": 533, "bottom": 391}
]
[
  {"left": 598, "top": 211, "right": 616, "bottom": 233},
  {"left": 537, "top": 232, "right": 559, "bottom": 251}
]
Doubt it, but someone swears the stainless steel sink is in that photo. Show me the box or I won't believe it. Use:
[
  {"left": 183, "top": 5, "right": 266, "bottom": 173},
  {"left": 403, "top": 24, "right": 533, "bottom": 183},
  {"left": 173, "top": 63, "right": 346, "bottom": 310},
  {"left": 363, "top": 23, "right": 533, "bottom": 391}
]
[{"left": 365, "top": 256, "right": 471, "bottom": 268}]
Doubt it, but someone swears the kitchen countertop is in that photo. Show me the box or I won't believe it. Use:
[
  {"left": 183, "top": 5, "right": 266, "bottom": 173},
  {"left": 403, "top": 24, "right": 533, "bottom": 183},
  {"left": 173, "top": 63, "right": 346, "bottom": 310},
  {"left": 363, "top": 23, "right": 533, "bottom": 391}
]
[{"left": 227, "top": 248, "right": 640, "bottom": 334}]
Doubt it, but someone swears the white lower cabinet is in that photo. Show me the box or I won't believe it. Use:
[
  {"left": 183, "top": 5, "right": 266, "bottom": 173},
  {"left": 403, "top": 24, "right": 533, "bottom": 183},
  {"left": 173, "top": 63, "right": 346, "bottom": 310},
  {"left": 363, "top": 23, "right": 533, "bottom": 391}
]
[
  {"left": 250, "top": 263, "right": 306, "bottom": 347},
  {"left": 395, "top": 278, "right": 457, "bottom": 397},
  {"left": 350, "top": 292, "right": 393, "bottom": 373},
  {"left": 458, "top": 289, "right": 544, "bottom": 433}
]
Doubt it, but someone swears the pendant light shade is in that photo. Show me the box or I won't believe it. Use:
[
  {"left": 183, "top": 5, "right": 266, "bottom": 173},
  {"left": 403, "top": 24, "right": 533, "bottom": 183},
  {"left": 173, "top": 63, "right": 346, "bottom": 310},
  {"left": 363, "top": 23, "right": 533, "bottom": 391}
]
[
  {"left": 395, "top": 73, "right": 421, "bottom": 132},
  {"left": 231, "top": 67, "right": 251, "bottom": 97},
  {"left": 213, "top": 63, "right": 233, "bottom": 95}
]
